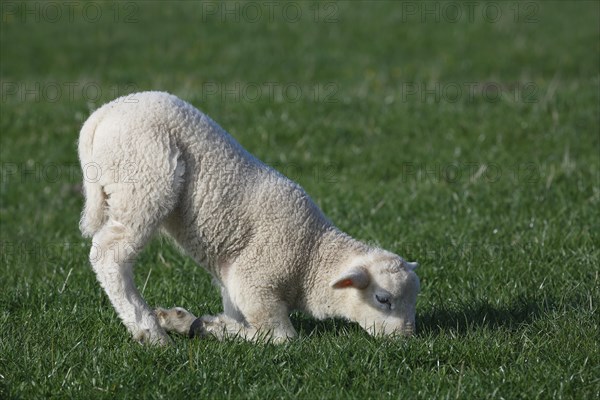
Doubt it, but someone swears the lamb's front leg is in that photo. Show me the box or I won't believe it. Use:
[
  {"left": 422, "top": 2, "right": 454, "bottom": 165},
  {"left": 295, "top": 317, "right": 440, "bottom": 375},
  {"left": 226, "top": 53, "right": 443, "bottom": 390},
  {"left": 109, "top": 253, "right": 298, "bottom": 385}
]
[
  {"left": 234, "top": 299, "right": 298, "bottom": 343},
  {"left": 155, "top": 305, "right": 297, "bottom": 343},
  {"left": 199, "top": 312, "right": 296, "bottom": 343},
  {"left": 155, "top": 307, "right": 247, "bottom": 339}
]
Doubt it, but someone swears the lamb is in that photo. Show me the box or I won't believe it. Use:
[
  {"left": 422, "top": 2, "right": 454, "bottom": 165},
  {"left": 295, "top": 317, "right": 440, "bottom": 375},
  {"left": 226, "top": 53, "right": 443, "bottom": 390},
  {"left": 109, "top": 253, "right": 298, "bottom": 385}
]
[{"left": 79, "top": 91, "right": 420, "bottom": 345}]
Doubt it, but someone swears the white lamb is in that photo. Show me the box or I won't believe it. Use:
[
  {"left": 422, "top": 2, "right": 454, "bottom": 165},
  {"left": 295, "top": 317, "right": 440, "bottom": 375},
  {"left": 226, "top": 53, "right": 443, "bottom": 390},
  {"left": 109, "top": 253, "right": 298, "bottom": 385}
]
[{"left": 79, "top": 91, "right": 420, "bottom": 345}]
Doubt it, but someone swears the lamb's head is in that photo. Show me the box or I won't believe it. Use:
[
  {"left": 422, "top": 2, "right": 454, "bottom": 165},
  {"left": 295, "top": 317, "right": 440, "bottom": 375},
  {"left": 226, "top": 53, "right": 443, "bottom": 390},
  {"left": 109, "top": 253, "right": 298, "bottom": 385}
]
[{"left": 330, "top": 252, "right": 420, "bottom": 337}]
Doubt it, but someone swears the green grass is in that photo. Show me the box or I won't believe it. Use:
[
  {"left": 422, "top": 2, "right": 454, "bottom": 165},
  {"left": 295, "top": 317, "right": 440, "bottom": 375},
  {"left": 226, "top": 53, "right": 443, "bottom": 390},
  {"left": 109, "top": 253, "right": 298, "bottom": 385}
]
[{"left": 1, "top": 1, "right": 599, "bottom": 398}]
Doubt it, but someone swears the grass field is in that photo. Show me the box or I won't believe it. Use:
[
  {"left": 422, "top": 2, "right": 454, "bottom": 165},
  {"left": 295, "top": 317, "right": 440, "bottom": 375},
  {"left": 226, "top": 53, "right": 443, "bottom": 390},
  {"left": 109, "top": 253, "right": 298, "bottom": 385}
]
[{"left": 1, "top": 1, "right": 599, "bottom": 398}]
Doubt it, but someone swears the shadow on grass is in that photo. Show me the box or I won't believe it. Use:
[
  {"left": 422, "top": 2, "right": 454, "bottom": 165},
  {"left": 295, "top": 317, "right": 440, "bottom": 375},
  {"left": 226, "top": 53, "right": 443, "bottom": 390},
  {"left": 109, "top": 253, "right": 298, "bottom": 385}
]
[
  {"left": 291, "top": 293, "right": 591, "bottom": 338},
  {"left": 292, "top": 315, "right": 366, "bottom": 339},
  {"left": 417, "top": 293, "right": 589, "bottom": 336}
]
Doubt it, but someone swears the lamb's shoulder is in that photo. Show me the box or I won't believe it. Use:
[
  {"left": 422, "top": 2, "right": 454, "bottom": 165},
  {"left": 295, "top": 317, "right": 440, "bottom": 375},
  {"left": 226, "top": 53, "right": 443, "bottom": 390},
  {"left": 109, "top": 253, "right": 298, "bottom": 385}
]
[{"left": 226, "top": 171, "right": 331, "bottom": 291}]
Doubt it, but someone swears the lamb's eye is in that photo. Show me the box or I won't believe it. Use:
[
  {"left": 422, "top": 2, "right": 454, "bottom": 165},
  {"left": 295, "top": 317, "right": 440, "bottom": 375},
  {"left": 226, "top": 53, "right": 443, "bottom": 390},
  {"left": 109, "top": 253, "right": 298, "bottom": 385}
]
[{"left": 375, "top": 294, "right": 391, "bottom": 308}]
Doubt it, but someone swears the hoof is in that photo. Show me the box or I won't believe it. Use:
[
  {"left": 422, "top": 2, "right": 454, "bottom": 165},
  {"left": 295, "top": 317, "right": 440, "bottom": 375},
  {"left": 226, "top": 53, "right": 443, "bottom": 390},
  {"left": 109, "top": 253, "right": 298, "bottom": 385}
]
[
  {"left": 188, "top": 317, "right": 213, "bottom": 339},
  {"left": 133, "top": 328, "right": 173, "bottom": 346},
  {"left": 154, "top": 306, "right": 197, "bottom": 336}
]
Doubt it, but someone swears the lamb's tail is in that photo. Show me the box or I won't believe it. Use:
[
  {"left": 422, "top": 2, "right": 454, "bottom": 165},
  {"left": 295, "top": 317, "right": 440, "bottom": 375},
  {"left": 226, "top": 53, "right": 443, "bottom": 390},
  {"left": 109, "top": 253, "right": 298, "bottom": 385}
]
[{"left": 78, "top": 106, "right": 109, "bottom": 238}]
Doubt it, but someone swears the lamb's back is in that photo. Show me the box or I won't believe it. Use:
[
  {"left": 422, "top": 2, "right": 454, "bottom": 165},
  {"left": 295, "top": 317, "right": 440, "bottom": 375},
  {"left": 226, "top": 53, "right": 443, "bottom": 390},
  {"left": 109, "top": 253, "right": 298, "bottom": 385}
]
[{"left": 89, "top": 92, "right": 332, "bottom": 278}]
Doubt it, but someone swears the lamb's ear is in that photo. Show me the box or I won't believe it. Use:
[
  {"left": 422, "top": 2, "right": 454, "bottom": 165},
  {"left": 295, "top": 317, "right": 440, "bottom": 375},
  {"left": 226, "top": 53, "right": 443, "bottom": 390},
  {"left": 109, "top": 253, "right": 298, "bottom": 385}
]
[
  {"left": 330, "top": 267, "right": 370, "bottom": 289},
  {"left": 402, "top": 261, "right": 419, "bottom": 271}
]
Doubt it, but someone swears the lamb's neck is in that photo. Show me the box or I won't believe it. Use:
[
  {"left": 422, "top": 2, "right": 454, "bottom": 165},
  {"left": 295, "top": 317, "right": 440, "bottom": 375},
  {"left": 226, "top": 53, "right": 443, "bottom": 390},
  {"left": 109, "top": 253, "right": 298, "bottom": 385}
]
[{"left": 301, "top": 227, "right": 371, "bottom": 320}]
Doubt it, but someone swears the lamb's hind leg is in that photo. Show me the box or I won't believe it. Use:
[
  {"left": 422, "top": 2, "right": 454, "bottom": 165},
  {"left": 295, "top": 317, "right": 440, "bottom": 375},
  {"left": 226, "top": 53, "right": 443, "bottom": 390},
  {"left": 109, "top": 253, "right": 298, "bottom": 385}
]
[
  {"left": 91, "top": 219, "right": 171, "bottom": 345},
  {"left": 90, "top": 150, "right": 183, "bottom": 345}
]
